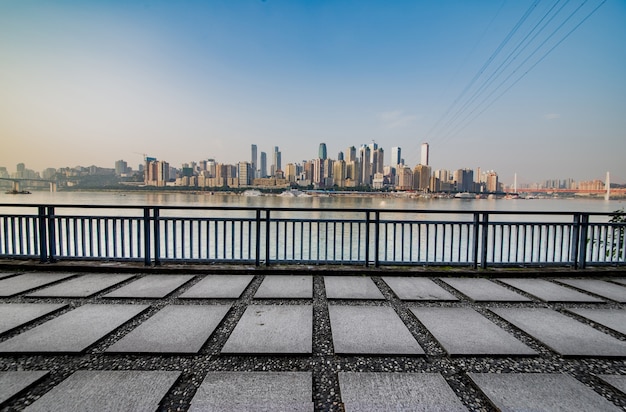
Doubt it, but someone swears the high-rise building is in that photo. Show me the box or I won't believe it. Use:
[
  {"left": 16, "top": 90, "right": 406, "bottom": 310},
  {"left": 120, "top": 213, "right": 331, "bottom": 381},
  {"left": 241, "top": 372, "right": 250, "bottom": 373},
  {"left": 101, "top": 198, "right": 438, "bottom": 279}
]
[
  {"left": 421, "top": 142, "right": 429, "bottom": 166},
  {"left": 413, "top": 164, "right": 432, "bottom": 191},
  {"left": 115, "top": 160, "right": 128, "bottom": 176},
  {"left": 345, "top": 146, "right": 356, "bottom": 163},
  {"left": 372, "top": 148, "right": 384, "bottom": 175},
  {"left": 260, "top": 152, "right": 267, "bottom": 178},
  {"left": 359, "top": 145, "right": 371, "bottom": 185},
  {"left": 318, "top": 143, "right": 327, "bottom": 160},
  {"left": 337, "top": 151, "right": 344, "bottom": 161},
  {"left": 391, "top": 147, "right": 401, "bottom": 166},
  {"left": 238, "top": 162, "right": 252, "bottom": 186},
  {"left": 333, "top": 160, "right": 346, "bottom": 186},
  {"left": 251, "top": 145, "right": 258, "bottom": 177},
  {"left": 273, "top": 146, "right": 281, "bottom": 176}
]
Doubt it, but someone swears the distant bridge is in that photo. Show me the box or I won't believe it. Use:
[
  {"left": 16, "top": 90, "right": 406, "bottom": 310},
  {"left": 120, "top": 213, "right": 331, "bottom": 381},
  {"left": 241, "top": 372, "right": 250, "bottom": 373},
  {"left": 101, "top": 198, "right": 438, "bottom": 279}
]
[{"left": 0, "top": 178, "right": 57, "bottom": 193}]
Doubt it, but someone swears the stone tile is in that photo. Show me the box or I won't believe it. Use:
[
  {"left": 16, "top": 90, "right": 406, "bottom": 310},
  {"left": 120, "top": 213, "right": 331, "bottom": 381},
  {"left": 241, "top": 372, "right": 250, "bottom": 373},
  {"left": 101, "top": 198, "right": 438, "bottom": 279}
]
[
  {"left": 410, "top": 308, "right": 536, "bottom": 356},
  {"left": 598, "top": 375, "right": 626, "bottom": 394},
  {"left": 329, "top": 305, "right": 424, "bottom": 355},
  {"left": 0, "top": 371, "right": 48, "bottom": 406},
  {"left": 0, "top": 273, "right": 16, "bottom": 280},
  {"left": 179, "top": 275, "right": 254, "bottom": 299},
  {"left": 568, "top": 308, "right": 626, "bottom": 335},
  {"left": 339, "top": 372, "right": 467, "bottom": 412},
  {"left": 492, "top": 308, "right": 626, "bottom": 357},
  {"left": 25, "top": 370, "right": 180, "bottom": 412},
  {"left": 324, "top": 276, "right": 384, "bottom": 300},
  {"left": 103, "top": 275, "right": 194, "bottom": 299},
  {"left": 382, "top": 277, "right": 458, "bottom": 301},
  {"left": 0, "top": 304, "right": 148, "bottom": 353},
  {"left": 189, "top": 372, "right": 312, "bottom": 411},
  {"left": 556, "top": 279, "right": 626, "bottom": 302},
  {"left": 440, "top": 278, "right": 530, "bottom": 302},
  {"left": 222, "top": 305, "right": 312, "bottom": 354},
  {"left": 499, "top": 278, "right": 604, "bottom": 303},
  {"left": 0, "top": 273, "right": 76, "bottom": 297},
  {"left": 106, "top": 304, "right": 231, "bottom": 353},
  {"left": 254, "top": 275, "right": 312, "bottom": 299},
  {"left": 610, "top": 278, "right": 626, "bottom": 287},
  {"left": 468, "top": 373, "right": 621, "bottom": 412},
  {"left": 26, "top": 274, "right": 134, "bottom": 298},
  {"left": 0, "top": 304, "right": 67, "bottom": 335}
]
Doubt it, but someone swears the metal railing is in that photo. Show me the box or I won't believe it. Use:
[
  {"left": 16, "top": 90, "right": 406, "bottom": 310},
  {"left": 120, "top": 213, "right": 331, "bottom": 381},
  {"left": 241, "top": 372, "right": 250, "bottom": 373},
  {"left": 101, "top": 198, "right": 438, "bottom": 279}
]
[{"left": 0, "top": 204, "right": 624, "bottom": 268}]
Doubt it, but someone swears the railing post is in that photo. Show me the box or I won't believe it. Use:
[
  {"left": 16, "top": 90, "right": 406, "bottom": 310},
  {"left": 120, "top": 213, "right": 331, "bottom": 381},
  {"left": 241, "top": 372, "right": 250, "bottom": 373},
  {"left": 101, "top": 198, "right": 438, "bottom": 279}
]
[
  {"left": 472, "top": 212, "right": 480, "bottom": 269},
  {"left": 153, "top": 207, "right": 161, "bottom": 266},
  {"left": 143, "top": 208, "right": 151, "bottom": 266},
  {"left": 364, "top": 211, "right": 370, "bottom": 267},
  {"left": 46, "top": 206, "right": 56, "bottom": 263},
  {"left": 37, "top": 206, "right": 48, "bottom": 263},
  {"left": 265, "top": 209, "right": 271, "bottom": 266},
  {"left": 255, "top": 209, "right": 261, "bottom": 267},
  {"left": 481, "top": 213, "right": 489, "bottom": 270},
  {"left": 571, "top": 213, "right": 581, "bottom": 269},
  {"left": 578, "top": 213, "right": 589, "bottom": 270},
  {"left": 374, "top": 211, "right": 380, "bottom": 268}
]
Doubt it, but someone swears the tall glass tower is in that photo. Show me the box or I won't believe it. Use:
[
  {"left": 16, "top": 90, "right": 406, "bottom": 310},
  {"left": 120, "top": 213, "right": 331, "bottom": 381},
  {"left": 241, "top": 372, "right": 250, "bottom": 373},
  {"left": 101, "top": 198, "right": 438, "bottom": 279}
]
[
  {"left": 318, "top": 143, "right": 327, "bottom": 160},
  {"left": 421, "top": 143, "right": 429, "bottom": 166}
]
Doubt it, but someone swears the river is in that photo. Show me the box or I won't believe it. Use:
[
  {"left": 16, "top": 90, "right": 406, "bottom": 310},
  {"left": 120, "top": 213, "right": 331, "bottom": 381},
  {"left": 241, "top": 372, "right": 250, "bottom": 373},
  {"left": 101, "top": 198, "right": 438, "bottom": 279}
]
[{"left": 0, "top": 190, "right": 623, "bottom": 213}]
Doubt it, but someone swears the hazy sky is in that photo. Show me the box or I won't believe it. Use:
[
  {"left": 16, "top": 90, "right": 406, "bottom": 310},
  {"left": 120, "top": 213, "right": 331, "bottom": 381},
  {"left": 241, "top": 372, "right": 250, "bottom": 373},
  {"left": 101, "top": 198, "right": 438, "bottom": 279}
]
[{"left": 1, "top": 0, "right": 625, "bottom": 185}]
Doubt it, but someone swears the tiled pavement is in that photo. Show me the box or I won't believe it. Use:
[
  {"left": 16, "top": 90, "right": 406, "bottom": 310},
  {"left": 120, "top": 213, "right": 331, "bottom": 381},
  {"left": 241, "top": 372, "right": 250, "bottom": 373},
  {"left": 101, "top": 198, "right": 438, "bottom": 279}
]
[{"left": 0, "top": 270, "right": 626, "bottom": 411}]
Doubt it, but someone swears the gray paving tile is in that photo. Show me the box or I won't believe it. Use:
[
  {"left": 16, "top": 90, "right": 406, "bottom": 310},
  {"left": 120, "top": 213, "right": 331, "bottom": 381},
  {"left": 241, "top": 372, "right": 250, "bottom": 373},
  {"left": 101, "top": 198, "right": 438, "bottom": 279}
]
[
  {"left": 254, "top": 275, "right": 312, "bottom": 299},
  {"left": 410, "top": 308, "right": 536, "bottom": 356},
  {"left": 0, "top": 273, "right": 76, "bottom": 297},
  {"left": 0, "top": 304, "right": 67, "bottom": 335},
  {"left": 329, "top": 305, "right": 424, "bottom": 355},
  {"left": 222, "top": 305, "right": 312, "bottom": 354},
  {"left": 492, "top": 308, "right": 626, "bottom": 357},
  {"left": 189, "top": 372, "right": 312, "bottom": 411},
  {"left": 26, "top": 274, "right": 134, "bottom": 298},
  {"left": 468, "top": 373, "right": 621, "bottom": 412},
  {"left": 0, "top": 273, "right": 16, "bottom": 280},
  {"left": 0, "top": 371, "right": 49, "bottom": 405},
  {"left": 0, "top": 304, "right": 148, "bottom": 353},
  {"left": 556, "top": 279, "right": 626, "bottom": 302},
  {"left": 339, "top": 372, "right": 467, "bottom": 412},
  {"left": 568, "top": 308, "right": 626, "bottom": 335},
  {"left": 106, "top": 304, "right": 231, "bottom": 353},
  {"left": 382, "top": 277, "right": 458, "bottom": 301},
  {"left": 499, "top": 278, "right": 604, "bottom": 302},
  {"left": 324, "top": 276, "right": 384, "bottom": 300},
  {"left": 598, "top": 375, "right": 626, "bottom": 394},
  {"left": 103, "top": 274, "right": 194, "bottom": 298},
  {"left": 179, "top": 275, "right": 254, "bottom": 299},
  {"left": 440, "top": 278, "right": 530, "bottom": 302},
  {"left": 610, "top": 278, "right": 626, "bottom": 287},
  {"left": 25, "top": 370, "right": 180, "bottom": 412}
]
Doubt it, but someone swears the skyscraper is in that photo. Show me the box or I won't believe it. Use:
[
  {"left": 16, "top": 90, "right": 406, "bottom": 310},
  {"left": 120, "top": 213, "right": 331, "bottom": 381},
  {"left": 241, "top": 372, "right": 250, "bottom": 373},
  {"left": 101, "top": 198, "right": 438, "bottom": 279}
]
[
  {"left": 345, "top": 146, "right": 356, "bottom": 163},
  {"left": 251, "top": 145, "right": 257, "bottom": 177},
  {"left": 421, "top": 143, "right": 429, "bottom": 166},
  {"left": 318, "top": 143, "right": 327, "bottom": 160},
  {"left": 273, "top": 146, "right": 281, "bottom": 176},
  {"left": 391, "top": 147, "right": 401, "bottom": 166},
  {"left": 260, "top": 152, "right": 267, "bottom": 178}
]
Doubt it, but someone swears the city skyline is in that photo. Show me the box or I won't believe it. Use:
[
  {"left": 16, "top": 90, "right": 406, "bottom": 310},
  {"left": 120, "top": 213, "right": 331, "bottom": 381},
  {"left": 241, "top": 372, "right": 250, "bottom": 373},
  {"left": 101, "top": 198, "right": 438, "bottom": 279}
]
[{"left": 1, "top": 1, "right": 625, "bottom": 184}]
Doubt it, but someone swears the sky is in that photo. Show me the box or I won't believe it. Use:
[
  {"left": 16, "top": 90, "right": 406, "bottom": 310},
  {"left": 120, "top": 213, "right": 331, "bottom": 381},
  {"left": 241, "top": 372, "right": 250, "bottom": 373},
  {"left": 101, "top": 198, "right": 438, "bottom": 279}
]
[{"left": 1, "top": 0, "right": 625, "bottom": 185}]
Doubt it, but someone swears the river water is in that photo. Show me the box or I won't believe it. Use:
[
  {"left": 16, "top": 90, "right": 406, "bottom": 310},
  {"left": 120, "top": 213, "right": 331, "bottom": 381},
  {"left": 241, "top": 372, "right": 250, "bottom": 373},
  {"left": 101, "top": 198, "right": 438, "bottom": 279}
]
[{"left": 0, "top": 190, "right": 623, "bottom": 213}]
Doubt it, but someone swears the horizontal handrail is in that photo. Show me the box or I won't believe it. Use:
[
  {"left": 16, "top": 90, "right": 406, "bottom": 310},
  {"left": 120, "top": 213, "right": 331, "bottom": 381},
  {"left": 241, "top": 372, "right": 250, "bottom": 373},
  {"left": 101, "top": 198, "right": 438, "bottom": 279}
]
[{"left": 0, "top": 204, "right": 624, "bottom": 269}]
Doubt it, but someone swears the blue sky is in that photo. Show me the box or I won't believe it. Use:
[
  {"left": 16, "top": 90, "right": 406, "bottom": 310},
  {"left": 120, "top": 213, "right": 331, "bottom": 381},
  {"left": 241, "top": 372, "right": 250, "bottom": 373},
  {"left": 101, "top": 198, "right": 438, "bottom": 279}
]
[{"left": 1, "top": 0, "right": 624, "bottom": 184}]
